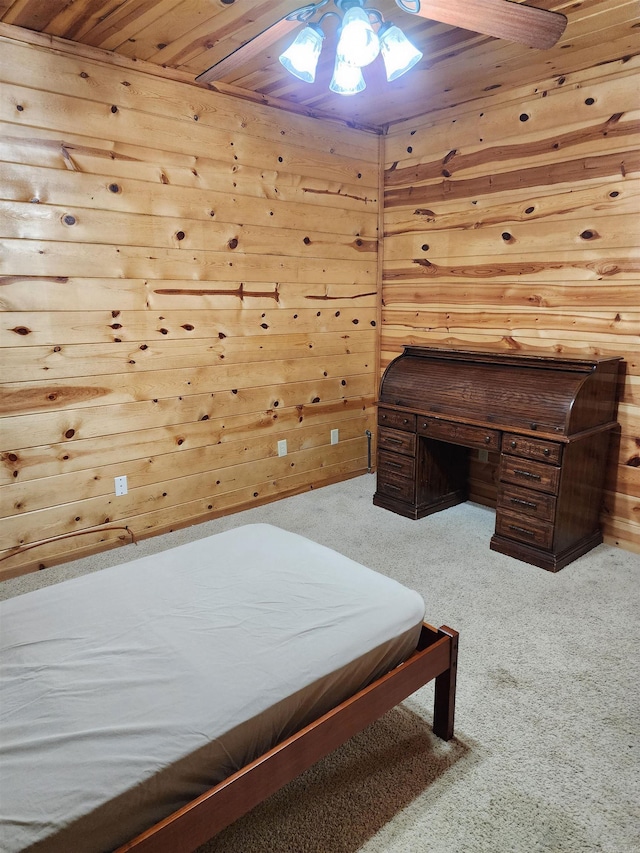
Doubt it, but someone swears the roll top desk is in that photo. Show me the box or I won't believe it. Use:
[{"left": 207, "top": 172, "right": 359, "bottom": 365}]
[{"left": 373, "top": 346, "right": 622, "bottom": 571}]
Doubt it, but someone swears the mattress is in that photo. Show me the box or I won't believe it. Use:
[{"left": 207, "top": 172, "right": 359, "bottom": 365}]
[{"left": 0, "top": 523, "right": 425, "bottom": 853}]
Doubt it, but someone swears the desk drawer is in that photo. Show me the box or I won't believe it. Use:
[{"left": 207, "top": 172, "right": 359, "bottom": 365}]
[
  {"left": 378, "top": 408, "right": 416, "bottom": 432},
  {"left": 418, "top": 417, "right": 500, "bottom": 451},
  {"left": 502, "top": 433, "right": 563, "bottom": 464},
  {"left": 500, "top": 455, "right": 560, "bottom": 494},
  {"left": 496, "top": 511, "right": 554, "bottom": 550},
  {"left": 378, "top": 449, "right": 415, "bottom": 480},
  {"left": 378, "top": 426, "right": 416, "bottom": 457},
  {"left": 497, "top": 483, "right": 556, "bottom": 522},
  {"left": 376, "top": 470, "right": 415, "bottom": 503}
]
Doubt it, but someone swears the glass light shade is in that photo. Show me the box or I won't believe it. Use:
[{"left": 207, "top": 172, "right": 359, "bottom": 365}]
[
  {"left": 379, "top": 24, "right": 423, "bottom": 81},
  {"left": 336, "top": 6, "right": 379, "bottom": 68},
  {"left": 329, "top": 57, "right": 366, "bottom": 95},
  {"left": 279, "top": 24, "right": 324, "bottom": 83}
]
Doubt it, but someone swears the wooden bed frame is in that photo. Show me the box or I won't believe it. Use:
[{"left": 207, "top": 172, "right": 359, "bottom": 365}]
[{"left": 116, "top": 623, "right": 458, "bottom": 853}]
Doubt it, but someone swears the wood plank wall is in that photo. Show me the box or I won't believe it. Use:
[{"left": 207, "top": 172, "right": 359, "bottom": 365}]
[
  {"left": 382, "top": 55, "right": 640, "bottom": 553},
  {"left": 0, "top": 31, "right": 380, "bottom": 579}
]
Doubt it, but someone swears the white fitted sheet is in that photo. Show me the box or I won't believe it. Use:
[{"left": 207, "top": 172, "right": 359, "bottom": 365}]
[{"left": 0, "top": 524, "right": 424, "bottom": 852}]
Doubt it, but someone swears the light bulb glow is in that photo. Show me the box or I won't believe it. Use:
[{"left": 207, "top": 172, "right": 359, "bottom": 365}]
[
  {"left": 379, "top": 24, "right": 423, "bottom": 81},
  {"left": 329, "top": 57, "right": 366, "bottom": 95},
  {"left": 279, "top": 24, "right": 324, "bottom": 83},
  {"left": 336, "top": 6, "right": 379, "bottom": 68},
  {"left": 280, "top": 7, "right": 423, "bottom": 96}
]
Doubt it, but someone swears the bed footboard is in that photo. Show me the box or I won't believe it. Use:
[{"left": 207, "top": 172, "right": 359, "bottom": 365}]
[{"left": 117, "top": 622, "right": 459, "bottom": 853}]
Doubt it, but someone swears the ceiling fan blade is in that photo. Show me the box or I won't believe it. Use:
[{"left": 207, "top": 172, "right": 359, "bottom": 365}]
[
  {"left": 410, "top": 0, "right": 567, "bottom": 49},
  {"left": 196, "top": 16, "right": 302, "bottom": 84}
]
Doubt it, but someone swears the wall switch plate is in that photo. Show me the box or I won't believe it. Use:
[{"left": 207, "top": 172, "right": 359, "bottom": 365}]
[
  {"left": 331, "top": 428, "right": 339, "bottom": 445},
  {"left": 114, "top": 475, "right": 128, "bottom": 496},
  {"left": 277, "top": 439, "right": 287, "bottom": 457}
]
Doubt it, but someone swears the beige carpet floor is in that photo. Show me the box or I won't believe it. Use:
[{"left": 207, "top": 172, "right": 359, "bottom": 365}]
[{"left": 2, "top": 474, "right": 639, "bottom": 853}]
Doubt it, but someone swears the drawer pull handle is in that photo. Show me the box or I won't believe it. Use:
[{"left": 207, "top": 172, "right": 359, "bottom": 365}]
[
  {"left": 484, "top": 435, "right": 491, "bottom": 443},
  {"left": 509, "top": 525, "right": 536, "bottom": 538},
  {"left": 514, "top": 468, "right": 541, "bottom": 481},
  {"left": 543, "top": 448, "right": 550, "bottom": 456},
  {"left": 385, "top": 437, "right": 403, "bottom": 445},
  {"left": 510, "top": 498, "right": 538, "bottom": 510},
  {"left": 387, "top": 461, "right": 403, "bottom": 470},
  {"left": 381, "top": 414, "right": 387, "bottom": 420},
  {"left": 403, "top": 418, "right": 409, "bottom": 424},
  {"left": 383, "top": 482, "right": 401, "bottom": 492},
  {"left": 510, "top": 440, "right": 517, "bottom": 449},
  {"left": 422, "top": 422, "right": 429, "bottom": 428}
]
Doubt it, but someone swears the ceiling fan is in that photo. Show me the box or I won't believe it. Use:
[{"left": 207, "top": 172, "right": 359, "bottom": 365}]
[{"left": 196, "top": 0, "right": 567, "bottom": 87}]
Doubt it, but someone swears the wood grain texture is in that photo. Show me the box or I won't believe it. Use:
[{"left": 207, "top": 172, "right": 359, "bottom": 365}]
[
  {"left": 0, "top": 36, "right": 378, "bottom": 576},
  {"left": 1, "top": 0, "right": 635, "bottom": 129},
  {"left": 382, "top": 56, "right": 639, "bottom": 551},
  {"left": 411, "top": 0, "right": 566, "bottom": 49},
  {"left": 1, "top": 5, "right": 638, "bottom": 575}
]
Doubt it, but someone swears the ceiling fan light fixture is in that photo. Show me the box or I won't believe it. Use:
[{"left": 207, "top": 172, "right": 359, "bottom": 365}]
[
  {"left": 378, "top": 23, "right": 423, "bottom": 81},
  {"left": 278, "top": 23, "right": 324, "bottom": 83},
  {"left": 198, "top": 0, "right": 568, "bottom": 96},
  {"left": 329, "top": 57, "right": 366, "bottom": 95},
  {"left": 336, "top": 6, "right": 380, "bottom": 68}
]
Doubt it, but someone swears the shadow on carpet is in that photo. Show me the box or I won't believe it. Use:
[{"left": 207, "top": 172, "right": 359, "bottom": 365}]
[{"left": 197, "top": 702, "right": 473, "bottom": 853}]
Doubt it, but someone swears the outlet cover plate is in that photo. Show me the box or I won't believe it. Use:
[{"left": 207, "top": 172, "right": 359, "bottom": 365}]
[
  {"left": 114, "top": 475, "right": 128, "bottom": 496},
  {"left": 331, "top": 429, "right": 339, "bottom": 445},
  {"left": 277, "top": 439, "right": 287, "bottom": 457}
]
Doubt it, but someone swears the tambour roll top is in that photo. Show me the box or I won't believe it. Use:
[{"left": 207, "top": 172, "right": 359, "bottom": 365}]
[{"left": 379, "top": 346, "right": 621, "bottom": 438}]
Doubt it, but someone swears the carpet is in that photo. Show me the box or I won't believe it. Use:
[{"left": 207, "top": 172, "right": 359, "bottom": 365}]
[{"left": 2, "top": 474, "right": 638, "bottom": 853}]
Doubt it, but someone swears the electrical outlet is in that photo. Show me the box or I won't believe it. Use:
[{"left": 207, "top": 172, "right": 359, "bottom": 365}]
[
  {"left": 114, "top": 475, "right": 128, "bottom": 496},
  {"left": 331, "top": 428, "right": 339, "bottom": 445},
  {"left": 277, "top": 439, "right": 287, "bottom": 457}
]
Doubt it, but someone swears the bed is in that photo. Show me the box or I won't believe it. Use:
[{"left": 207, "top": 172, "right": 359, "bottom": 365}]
[{"left": 0, "top": 523, "right": 458, "bottom": 853}]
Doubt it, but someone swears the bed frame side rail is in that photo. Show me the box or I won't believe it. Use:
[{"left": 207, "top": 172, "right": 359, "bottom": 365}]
[{"left": 117, "top": 622, "right": 458, "bottom": 853}]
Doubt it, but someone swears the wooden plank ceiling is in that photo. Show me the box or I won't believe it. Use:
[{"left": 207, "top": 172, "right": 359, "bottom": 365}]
[{"left": 0, "top": 0, "right": 635, "bottom": 129}]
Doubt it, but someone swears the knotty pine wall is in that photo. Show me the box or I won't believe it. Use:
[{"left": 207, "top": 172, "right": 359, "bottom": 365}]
[
  {"left": 0, "top": 31, "right": 380, "bottom": 578},
  {"left": 382, "top": 55, "right": 639, "bottom": 553}
]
